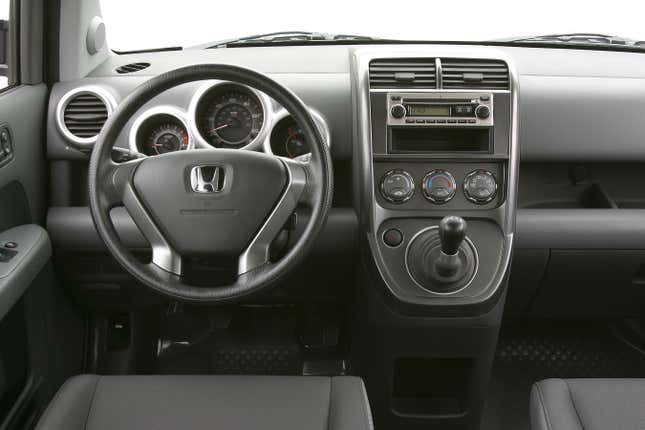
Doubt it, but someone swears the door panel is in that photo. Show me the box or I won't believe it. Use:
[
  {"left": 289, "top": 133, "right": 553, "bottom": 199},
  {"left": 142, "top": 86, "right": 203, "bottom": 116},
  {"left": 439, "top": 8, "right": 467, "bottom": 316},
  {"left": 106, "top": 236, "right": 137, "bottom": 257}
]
[{"left": 0, "top": 84, "right": 48, "bottom": 227}]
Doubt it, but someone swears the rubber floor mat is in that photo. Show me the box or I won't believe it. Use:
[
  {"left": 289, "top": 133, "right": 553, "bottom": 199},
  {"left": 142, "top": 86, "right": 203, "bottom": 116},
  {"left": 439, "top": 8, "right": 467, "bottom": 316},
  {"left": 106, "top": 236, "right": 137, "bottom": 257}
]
[
  {"left": 482, "top": 320, "right": 645, "bottom": 430},
  {"left": 157, "top": 306, "right": 303, "bottom": 375}
]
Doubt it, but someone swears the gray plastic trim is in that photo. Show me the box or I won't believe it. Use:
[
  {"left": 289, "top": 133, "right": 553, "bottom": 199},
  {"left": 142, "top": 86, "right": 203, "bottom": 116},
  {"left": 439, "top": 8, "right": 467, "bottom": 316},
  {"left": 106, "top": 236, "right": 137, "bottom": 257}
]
[
  {"left": 0, "top": 225, "right": 51, "bottom": 321},
  {"left": 46, "top": 206, "right": 358, "bottom": 254},
  {"left": 516, "top": 209, "right": 645, "bottom": 249}
]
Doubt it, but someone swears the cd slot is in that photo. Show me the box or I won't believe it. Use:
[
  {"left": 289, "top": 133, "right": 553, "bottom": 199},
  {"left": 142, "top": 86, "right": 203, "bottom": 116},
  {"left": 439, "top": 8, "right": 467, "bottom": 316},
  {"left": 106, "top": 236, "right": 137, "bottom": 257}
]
[
  {"left": 403, "top": 98, "right": 474, "bottom": 103},
  {"left": 389, "top": 127, "right": 491, "bottom": 153}
]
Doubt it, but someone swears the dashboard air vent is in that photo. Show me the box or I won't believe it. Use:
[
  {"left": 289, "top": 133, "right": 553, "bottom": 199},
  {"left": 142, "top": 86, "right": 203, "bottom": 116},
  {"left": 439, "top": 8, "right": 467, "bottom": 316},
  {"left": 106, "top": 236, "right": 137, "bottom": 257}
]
[
  {"left": 441, "top": 59, "right": 509, "bottom": 90},
  {"left": 62, "top": 93, "right": 109, "bottom": 139},
  {"left": 369, "top": 58, "right": 437, "bottom": 89},
  {"left": 115, "top": 62, "right": 151, "bottom": 74}
]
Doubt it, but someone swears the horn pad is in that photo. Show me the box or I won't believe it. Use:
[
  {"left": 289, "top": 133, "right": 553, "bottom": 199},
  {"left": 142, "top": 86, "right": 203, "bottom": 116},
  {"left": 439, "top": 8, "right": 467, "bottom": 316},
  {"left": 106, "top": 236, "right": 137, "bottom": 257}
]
[{"left": 132, "top": 149, "right": 287, "bottom": 256}]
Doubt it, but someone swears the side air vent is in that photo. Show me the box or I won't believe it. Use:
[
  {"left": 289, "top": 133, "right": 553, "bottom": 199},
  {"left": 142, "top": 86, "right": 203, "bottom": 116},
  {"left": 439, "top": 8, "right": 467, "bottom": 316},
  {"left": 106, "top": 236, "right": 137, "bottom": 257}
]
[
  {"left": 369, "top": 58, "right": 437, "bottom": 89},
  {"left": 115, "top": 62, "right": 151, "bottom": 74},
  {"left": 57, "top": 87, "right": 115, "bottom": 147},
  {"left": 441, "top": 59, "right": 509, "bottom": 90}
]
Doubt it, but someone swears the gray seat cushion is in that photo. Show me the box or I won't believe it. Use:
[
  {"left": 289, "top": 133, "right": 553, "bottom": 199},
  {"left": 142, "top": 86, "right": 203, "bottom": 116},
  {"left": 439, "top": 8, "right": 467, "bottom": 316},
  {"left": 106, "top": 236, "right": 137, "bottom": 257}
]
[
  {"left": 530, "top": 378, "right": 645, "bottom": 430},
  {"left": 36, "top": 375, "right": 373, "bottom": 430}
]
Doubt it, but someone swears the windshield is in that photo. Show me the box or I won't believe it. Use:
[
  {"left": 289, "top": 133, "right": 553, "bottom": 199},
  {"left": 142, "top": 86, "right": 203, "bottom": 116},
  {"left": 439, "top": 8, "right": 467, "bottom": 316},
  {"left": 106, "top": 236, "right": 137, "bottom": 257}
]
[{"left": 100, "top": 0, "right": 645, "bottom": 52}]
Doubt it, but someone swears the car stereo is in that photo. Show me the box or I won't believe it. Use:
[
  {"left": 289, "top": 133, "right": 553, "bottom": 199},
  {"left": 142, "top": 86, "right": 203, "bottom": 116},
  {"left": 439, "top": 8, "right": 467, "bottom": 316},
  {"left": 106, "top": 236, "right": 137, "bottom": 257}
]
[{"left": 387, "top": 92, "right": 494, "bottom": 127}]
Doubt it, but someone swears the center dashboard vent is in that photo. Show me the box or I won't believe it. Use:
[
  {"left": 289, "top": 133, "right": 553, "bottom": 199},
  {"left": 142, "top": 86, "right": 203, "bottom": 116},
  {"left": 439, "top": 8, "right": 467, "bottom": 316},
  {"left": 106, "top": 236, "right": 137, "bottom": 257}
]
[
  {"left": 115, "top": 62, "right": 151, "bottom": 74},
  {"left": 369, "top": 58, "right": 437, "bottom": 89},
  {"left": 440, "top": 58, "right": 509, "bottom": 90},
  {"left": 61, "top": 91, "right": 110, "bottom": 141}
]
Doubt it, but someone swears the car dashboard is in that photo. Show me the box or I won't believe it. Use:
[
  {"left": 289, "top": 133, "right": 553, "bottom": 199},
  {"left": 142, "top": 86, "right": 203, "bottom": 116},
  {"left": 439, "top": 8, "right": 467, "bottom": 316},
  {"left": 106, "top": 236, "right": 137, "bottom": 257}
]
[{"left": 41, "top": 42, "right": 645, "bottom": 429}]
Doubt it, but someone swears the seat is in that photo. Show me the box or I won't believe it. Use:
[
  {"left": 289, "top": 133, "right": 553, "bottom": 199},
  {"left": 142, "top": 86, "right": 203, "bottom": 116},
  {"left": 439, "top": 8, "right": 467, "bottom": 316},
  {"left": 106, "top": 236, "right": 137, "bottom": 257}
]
[
  {"left": 36, "top": 375, "right": 373, "bottom": 430},
  {"left": 530, "top": 378, "right": 645, "bottom": 430}
]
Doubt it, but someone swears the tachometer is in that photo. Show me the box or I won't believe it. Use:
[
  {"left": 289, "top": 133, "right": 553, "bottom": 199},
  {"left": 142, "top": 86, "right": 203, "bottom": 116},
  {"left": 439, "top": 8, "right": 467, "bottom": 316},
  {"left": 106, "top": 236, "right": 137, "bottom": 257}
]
[
  {"left": 135, "top": 113, "right": 189, "bottom": 156},
  {"left": 146, "top": 123, "right": 188, "bottom": 155},
  {"left": 197, "top": 85, "right": 264, "bottom": 148}
]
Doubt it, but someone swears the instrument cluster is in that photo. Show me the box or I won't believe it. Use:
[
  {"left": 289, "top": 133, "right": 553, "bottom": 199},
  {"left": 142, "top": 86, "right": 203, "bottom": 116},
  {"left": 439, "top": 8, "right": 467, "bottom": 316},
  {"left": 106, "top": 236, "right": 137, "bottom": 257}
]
[{"left": 131, "top": 81, "right": 327, "bottom": 159}]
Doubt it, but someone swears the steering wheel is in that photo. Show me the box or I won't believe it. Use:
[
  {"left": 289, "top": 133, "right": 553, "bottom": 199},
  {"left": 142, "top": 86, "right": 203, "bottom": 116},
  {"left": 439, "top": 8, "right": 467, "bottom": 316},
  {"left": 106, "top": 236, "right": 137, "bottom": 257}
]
[{"left": 88, "top": 65, "right": 333, "bottom": 303}]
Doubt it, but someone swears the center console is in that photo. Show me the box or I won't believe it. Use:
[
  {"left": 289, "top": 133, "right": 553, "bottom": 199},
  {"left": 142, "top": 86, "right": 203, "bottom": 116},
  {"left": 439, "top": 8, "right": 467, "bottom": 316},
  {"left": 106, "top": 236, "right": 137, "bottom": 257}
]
[{"left": 351, "top": 48, "right": 519, "bottom": 430}]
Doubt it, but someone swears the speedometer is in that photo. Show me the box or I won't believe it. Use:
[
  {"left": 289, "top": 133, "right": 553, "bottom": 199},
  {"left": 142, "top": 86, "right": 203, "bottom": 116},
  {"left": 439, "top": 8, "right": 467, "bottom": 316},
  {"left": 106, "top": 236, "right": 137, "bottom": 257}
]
[{"left": 197, "top": 85, "right": 265, "bottom": 148}]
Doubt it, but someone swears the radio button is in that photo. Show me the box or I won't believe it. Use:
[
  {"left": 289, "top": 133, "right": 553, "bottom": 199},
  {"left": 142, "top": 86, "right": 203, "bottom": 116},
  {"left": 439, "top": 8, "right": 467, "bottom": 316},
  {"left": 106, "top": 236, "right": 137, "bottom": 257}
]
[
  {"left": 390, "top": 104, "right": 406, "bottom": 119},
  {"left": 475, "top": 105, "right": 491, "bottom": 119},
  {"left": 405, "top": 119, "right": 414, "bottom": 123},
  {"left": 381, "top": 170, "right": 415, "bottom": 204},
  {"left": 447, "top": 119, "right": 457, "bottom": 124}
]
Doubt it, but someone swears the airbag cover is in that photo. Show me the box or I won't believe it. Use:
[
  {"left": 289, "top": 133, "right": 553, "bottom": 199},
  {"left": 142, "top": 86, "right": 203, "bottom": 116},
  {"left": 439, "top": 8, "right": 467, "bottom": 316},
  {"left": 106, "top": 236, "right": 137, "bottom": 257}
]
[{"left": 132, "top": 149, "right": 286, "bottom": 256}]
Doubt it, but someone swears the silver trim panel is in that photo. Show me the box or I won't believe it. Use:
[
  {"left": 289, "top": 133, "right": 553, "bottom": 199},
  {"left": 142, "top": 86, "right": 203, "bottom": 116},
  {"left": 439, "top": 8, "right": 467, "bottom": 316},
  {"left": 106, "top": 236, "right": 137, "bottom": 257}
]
[
  {"left": 351, "top": 45, "right": 520, "bottom": 306},
  {"left": 122, "top": 182, "right": 182, "bottom": 275},
  {"left": 238, "top": 158, "right": 307, "bottom": 275},
  {"left": 55, "top": 85, "right": 117, "bottom": 146}
]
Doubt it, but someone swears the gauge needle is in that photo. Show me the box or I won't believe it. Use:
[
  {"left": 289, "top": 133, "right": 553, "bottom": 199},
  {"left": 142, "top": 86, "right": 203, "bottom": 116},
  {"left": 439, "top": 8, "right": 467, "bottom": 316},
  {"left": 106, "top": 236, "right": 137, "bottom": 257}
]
[{"left": 210, "top": 124, "right": 229, "bottom": 133}]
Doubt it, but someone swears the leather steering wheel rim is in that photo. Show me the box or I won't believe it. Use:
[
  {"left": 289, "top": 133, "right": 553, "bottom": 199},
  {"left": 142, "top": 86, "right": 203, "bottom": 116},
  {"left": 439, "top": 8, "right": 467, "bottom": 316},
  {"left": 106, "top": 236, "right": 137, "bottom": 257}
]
[{"left": 88, "top": 64, "right": 333, "bottom": 303}]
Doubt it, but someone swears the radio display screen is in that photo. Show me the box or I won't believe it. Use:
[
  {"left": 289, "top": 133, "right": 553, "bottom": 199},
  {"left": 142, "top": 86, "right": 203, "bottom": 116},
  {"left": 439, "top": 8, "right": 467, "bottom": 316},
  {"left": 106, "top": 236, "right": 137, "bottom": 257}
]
[{"left": 409, "top": 105, "right": 450, "bottom": 117}]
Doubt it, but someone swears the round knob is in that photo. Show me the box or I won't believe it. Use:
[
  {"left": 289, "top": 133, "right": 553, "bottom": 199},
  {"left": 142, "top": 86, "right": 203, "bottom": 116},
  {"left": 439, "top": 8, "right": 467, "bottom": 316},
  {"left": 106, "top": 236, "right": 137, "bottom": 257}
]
[
  {"left": 422, "top": 170, "right": 457, "bottom": 204},
  {"left": 463, "top": 170, "right": 498, "bottom": 204},
  {"left": 390, "top": 104, "right": 406, "bottom": 119},
  {"left": 475, "top": 105, "right": 490, "bottom": 119},
  {"left": 380, "top": 170, "right": 415, "bottom": 204}
]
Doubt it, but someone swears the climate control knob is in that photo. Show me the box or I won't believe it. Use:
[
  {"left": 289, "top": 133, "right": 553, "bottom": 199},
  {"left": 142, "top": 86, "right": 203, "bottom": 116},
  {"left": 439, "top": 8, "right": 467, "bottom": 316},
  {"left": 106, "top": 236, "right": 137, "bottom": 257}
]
[
  {"left": 422, "top": 170, "right": 457, "bottom": 204},
  {"left": 463, "top": 170, "right": 497, "bottom": 204},
  {"left": 380, "top": 170, "right": 415, "bottom": 203},
  {"left": 475, "top": 105, "right": 491, "bottom": 119},
  {"left": 390, "top": 104, "right": 407, "bottom": 119}
]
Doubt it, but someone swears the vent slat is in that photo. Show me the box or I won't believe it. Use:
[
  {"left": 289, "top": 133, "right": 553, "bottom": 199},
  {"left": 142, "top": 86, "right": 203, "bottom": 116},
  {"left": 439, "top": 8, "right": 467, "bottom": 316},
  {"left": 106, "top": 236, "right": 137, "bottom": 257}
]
[
  {"left": 369, "top": 58, "right": 437, "bottom": 89},
  {"left": 115, "top": 62, "right": 151, "bottom": 74},
  {"left": 62, "top": 92, "right": 109, "bottom": 140},
  {"left": 440, "top": 58, "right": 510, "bottom": 90}
]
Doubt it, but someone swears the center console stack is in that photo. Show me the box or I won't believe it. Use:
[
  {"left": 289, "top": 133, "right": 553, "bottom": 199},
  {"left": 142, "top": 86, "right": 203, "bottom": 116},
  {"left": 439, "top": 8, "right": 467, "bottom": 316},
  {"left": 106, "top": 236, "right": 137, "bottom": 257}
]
[{"left": 352, "top": 50, "right": 518, "bottom": 430}]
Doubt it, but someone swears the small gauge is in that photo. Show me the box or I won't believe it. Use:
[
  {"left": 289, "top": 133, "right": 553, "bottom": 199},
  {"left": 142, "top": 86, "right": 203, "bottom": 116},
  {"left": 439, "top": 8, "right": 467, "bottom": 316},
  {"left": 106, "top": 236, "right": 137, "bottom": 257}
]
[
  {"left": 422, "top": 169, "right": 457, "bottom": 204},
  {"left": 269, "top": 118, "right": 311, "bottom": 159},
  {"left": 146, "top": 123, "right": 188, "bottom": 155},
  {"left": 284, "top": 126, "right": 308, "bottom": 158},
  {"left": 464, "top": 170, "right": 498, "bottom": 204}
]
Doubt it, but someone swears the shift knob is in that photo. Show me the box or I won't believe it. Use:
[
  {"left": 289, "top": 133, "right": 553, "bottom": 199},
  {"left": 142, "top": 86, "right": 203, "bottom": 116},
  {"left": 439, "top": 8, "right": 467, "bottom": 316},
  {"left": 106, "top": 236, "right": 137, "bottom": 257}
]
[{"left": 439, "top": 216, "right": 467, "bottom": 256}]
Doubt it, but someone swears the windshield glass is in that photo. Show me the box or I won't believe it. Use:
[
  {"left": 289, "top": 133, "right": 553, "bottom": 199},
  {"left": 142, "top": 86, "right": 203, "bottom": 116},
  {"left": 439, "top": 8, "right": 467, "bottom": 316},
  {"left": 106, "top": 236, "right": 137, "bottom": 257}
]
[{"left": 99, "top": 0, "right": 645, "bottom": 52}]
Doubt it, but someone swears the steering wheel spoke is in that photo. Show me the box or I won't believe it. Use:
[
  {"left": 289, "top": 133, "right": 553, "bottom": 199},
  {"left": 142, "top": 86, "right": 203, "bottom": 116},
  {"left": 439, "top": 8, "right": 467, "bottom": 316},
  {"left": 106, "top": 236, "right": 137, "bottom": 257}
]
[
  {"left": 98, "top": 158, "right": 145, "bottom": 208},
  {"left": 237, "top": 158, "right": 307, "bottom": 275},
  {"left": 121, "top": 180, "right": 183, "bottom": 276}
]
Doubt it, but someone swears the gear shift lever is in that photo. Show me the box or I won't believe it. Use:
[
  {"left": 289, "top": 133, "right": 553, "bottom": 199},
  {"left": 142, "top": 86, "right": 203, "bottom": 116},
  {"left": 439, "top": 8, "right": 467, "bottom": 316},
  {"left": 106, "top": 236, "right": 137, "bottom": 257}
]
[
  {"left": 439, "top": 216, "right": 467, "bottom": 256},
  {"left": 435, "top": 216, "right": 467, "bottom": 277}
]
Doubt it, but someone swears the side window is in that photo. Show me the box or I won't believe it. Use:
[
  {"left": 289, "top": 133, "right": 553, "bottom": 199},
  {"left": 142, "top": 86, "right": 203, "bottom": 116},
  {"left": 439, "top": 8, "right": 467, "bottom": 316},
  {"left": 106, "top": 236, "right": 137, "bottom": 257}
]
[{"left": 0, "top": 0, "right": 12, "bottom": 90}]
